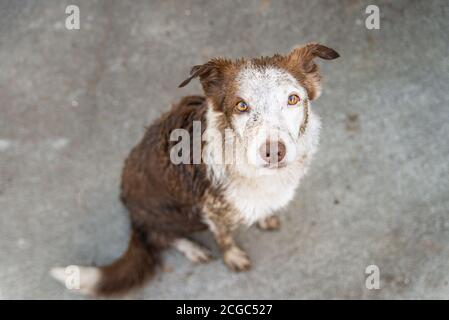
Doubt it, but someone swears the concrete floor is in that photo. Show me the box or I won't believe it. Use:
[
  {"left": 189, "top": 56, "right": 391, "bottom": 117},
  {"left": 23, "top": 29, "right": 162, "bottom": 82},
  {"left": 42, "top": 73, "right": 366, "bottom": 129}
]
[{"left": 0, "top": 0, "right": 448, "bottom": 299}]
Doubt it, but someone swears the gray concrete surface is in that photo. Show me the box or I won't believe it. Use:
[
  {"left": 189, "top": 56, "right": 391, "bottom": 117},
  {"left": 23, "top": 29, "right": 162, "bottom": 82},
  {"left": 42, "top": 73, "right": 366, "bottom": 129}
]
[{"left": 0, "top": 0, "right": 448, "bottom": 299}]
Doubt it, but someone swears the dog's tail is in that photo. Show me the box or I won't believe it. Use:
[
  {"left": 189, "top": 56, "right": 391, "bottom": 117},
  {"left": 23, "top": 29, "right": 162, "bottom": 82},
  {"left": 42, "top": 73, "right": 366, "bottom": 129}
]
[{"left": 50, "top": 230, "right": 161, "bottom": 297}]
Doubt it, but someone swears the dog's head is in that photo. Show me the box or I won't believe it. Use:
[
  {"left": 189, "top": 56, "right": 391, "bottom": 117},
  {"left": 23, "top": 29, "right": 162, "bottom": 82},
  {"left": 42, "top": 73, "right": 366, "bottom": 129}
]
[{"left": 179, "top": 43, "right": 339, "bottom": 176}]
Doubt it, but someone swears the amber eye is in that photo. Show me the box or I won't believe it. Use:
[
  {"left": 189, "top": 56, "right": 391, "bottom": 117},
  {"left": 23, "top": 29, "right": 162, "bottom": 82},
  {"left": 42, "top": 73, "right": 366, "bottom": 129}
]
[
  {"left": 235, "top": 100, "right": 249, "bottom": 112},
  {"left": 288, "top": 94, "right": 300, "bottom": 105}
]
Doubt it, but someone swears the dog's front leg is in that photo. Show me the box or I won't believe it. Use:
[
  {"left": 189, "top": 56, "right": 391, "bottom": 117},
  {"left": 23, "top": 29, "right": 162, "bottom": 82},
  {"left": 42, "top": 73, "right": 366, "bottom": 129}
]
[
  {"left": 212, "top": 221, "right": 251, "bottom": 272},
  {"left": 203, "top": 203, "right": 251, "bottom": 271}
]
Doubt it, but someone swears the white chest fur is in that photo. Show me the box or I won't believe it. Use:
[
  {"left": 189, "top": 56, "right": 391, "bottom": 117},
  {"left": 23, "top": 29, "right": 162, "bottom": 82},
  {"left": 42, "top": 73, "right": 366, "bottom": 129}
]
[{"left": 224, "top": 170, "right": 301, "bottom": 225}]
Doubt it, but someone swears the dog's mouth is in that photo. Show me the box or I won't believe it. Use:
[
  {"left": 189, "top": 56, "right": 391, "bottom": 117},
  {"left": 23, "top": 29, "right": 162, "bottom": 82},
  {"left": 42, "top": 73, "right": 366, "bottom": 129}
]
[{"left": 261, "top": 162, "right": 287, "bottom": 169}]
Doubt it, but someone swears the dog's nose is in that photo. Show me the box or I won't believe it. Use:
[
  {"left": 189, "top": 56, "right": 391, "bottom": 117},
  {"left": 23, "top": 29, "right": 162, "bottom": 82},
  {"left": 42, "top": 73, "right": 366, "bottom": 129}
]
[{"left": 259, "top": 140, "right": 286, "bottom": 165}]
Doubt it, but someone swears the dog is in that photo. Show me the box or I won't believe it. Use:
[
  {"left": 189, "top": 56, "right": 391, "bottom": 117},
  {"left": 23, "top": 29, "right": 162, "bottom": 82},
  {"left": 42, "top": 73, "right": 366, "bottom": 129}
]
[{"left": 51, "top": 43, "right": 339, "bottom": 296}]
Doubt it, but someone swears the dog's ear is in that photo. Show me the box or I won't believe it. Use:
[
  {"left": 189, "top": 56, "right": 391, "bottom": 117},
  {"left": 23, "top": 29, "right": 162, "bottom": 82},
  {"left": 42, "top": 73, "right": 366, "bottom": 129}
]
[
  {"left": 178, "top": 58, "right": 232, "bottom": 97},
  {"left": 286, "top": 43, "right": 339, "bottom": 100},
  {"left": 178, "top": 64, "right": 210, "bottom": 88},
  {"left": 288, "top": 43, "right": 339, "bottom": 73}
]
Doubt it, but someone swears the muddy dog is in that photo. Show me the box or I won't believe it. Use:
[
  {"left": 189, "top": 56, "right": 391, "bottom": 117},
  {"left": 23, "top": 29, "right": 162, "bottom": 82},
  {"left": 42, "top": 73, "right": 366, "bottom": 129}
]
[{"left": 51, "top": 43, "right": 339, "bottom": 296}]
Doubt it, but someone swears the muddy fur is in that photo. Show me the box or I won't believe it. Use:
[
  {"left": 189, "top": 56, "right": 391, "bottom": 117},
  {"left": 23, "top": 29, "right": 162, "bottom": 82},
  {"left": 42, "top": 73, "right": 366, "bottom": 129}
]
[{"left": 50, "top": 43, "right": 339, "bottom": 297}]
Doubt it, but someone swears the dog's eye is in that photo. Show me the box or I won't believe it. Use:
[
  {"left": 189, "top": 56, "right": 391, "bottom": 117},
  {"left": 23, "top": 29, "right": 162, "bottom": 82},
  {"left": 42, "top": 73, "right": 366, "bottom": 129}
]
[
  {"left": 235, "top": 100, "right": 249, "bottom": 112},
  {"left": 288, "top": 94, "right": 300, "bottom": 106}
]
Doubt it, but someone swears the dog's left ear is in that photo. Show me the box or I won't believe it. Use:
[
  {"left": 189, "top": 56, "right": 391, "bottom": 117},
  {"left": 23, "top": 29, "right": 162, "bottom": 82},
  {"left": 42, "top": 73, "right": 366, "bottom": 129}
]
[{"left": 286, "top": 43, "right": 339, "bottom": 100}]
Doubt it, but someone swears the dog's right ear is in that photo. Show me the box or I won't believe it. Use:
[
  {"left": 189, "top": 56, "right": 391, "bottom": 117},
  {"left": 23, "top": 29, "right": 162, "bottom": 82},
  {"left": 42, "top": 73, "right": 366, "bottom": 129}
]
[
  {"left": 178, "top": 58, "right": 232, "bottom": 97},
  {"left": 178, "top": 64, "right": 209, "bottom": 88}
]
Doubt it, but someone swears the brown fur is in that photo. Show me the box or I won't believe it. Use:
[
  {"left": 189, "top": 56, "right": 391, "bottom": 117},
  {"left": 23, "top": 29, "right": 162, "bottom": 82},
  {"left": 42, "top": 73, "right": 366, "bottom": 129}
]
[{"left": 95, "top": 96, "right": 214, "bottom": 296}]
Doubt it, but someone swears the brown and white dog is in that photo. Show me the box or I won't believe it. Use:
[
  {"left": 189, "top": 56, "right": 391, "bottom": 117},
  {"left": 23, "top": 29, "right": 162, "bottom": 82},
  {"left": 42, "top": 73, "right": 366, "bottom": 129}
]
[{"left": 51, "top": 43, "right": 339, "bottom": 297}]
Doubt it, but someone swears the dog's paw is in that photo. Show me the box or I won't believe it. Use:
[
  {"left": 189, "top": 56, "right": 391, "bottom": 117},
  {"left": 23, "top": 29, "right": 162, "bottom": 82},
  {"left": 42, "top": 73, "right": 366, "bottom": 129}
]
[
  {"left": 223, "top": 246, "right": 251, "bottom": 272},
  {"left": 257, "top": 216, "right": 281, "bottom": 231},
  {"left": 174, "top": 239, "right": 213, "bottom": 264},
  {"left": 187, "top": 245, "right": 213, "bottom": 264}
]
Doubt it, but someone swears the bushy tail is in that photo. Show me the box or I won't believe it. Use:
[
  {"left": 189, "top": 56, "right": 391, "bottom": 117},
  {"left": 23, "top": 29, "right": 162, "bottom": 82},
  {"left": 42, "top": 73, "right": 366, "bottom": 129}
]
[{"left": 50, "top": 230, "right": 161, "bottom": 297}]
